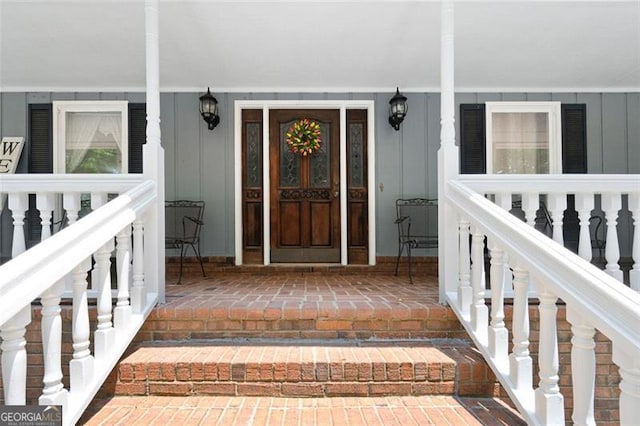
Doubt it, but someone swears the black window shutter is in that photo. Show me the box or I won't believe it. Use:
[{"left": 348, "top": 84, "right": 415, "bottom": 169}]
[
  {"left": 460, "top": 104, "right": 486, "bottom": 174},
  {"left": 561, "top": 104, "right": 587, "bottom": 174},
  {"left": 26, "top": 104, "right": 53, "bottom": 247},
  {"left": 28, "top": 104, "right": 53, "bottom": 173},
  {"left": 128, "top": 103, "right": 146, "bottom": 173}
]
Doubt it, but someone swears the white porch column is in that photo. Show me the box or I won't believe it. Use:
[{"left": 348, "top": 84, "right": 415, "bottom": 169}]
[
  {"left": 438, "top": 0, "right": 459, "bottom": 303},
  {"left": 144, "top": 0, "right": 165, "bottom": 303}
]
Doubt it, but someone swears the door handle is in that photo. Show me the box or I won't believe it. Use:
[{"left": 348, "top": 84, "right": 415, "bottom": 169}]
[{"left": 333, "top": 184, "right": 339, "bottom": 198}]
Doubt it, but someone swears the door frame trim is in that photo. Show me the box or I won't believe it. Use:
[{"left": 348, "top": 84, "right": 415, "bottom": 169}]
[{"left": 234, "top": 100, "right": 376, "bottom": 266}]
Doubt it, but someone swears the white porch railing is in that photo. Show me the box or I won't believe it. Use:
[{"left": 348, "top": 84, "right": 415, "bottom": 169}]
[
  {"left": 442, "top": 176, "right": 640, "bottom": 425},
  {"left": 0, "top": 175, "right": 158, "bottom": 426}
]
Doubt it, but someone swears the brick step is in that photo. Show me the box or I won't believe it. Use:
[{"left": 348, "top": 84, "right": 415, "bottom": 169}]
[
  {"left": 141, "top": 291, "right": 466, "bottom": 342},
  {"left": 110, "top": 339, "right": 497, "bottom": 398}
]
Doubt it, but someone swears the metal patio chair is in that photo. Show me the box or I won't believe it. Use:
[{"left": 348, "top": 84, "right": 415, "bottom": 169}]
[
  {"left": 394, "top": 198, "right": 439, "bottom": 284},
  {"left": 165, "top": 200, "right": 206, "bottom": 284}
]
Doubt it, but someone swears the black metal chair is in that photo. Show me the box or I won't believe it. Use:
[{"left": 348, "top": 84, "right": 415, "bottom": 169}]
[
  {"left": 165, "top": 200, "right": 206, "bottom": 284},
  {"left": 394, "top": 198, "right": 438, "bottom": 284}
]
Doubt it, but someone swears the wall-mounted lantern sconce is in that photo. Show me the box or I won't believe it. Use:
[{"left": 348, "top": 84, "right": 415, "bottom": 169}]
[
  {"left": 388, "top": 87, "right": 408, "bottom": 131},
  {"left": 199, "top": 87, "right": 220, "bottom": 130}
]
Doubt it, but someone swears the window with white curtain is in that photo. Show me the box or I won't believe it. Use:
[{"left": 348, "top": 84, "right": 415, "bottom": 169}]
[
  {"left": 53, "top": 101, "right": 128, "bottom": 173},
  {"left": 486, "top": 102, "right": 562, "bottom": 174}
]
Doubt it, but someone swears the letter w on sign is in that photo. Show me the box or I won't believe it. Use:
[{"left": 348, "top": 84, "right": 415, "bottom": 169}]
[{"left": 0, "top": 137, "right": 25, "bottom": 174}]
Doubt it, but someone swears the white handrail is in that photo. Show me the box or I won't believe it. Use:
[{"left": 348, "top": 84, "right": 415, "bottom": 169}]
[
  {"left": 0, "top": 179, "right": 158, "bottom": 425},
  {"left": 0, "top": 180, "right": 155, "bottom": 326},
  {"left": 458, "top": 174, "right": 640, "bottom": 194},
  {"left": 0, "top": 174, "right": 144, "bottom": 193},
  {"left": 447, "top": 179, "right": 640, "bottom": 352},
  {"left": 444, "top": 178, "right": 640, "bottom": 425}
]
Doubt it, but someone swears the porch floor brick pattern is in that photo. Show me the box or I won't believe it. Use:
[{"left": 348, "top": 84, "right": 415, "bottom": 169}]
[
  {"left": 80, "top": 395, "right": 525, "bottom": 425},
  {"left": 141, "top": 272, "right": 466, "bottom": 341}
]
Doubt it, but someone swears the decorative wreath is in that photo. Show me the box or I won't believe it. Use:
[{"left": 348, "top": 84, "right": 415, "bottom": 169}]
[{"left": 286, "top": 118, "right": 322, "bottom": 156}]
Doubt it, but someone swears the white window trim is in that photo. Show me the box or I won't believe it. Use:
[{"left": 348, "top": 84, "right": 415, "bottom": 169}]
[
  {"left": 53, "top": 100, "right": 129, "bottom": 174},
  {"left": 485, "top": 101, "right": 562, "bottom": 174},
  {"left": 233, "top": 100, "right": 376, "bottom": 267}
]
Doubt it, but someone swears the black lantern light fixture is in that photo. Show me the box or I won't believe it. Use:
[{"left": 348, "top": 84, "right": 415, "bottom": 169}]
[
  {"left": 388, "top": 87, "right": 408, "bottom": 131},
  {"left": 199, "top": 87, "right": 220, "bottom": 130}
]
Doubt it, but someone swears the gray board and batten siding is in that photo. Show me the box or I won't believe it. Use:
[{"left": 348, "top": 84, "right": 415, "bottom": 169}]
[{"left": 0, "top": 92, "right": 638, "bottom": 262}]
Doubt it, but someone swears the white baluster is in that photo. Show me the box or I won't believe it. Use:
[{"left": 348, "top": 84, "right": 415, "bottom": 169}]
[
  {"left": 94, "top": 239, "right": 115, "bottom": 359},
  {"left": 522, "top": 192, "right": 540, "bottom": 229},
  {"left": 39, "top": 279, "right": 68, "bottom": 407},
  {"left": 488, "top": 238, "right": 508, "bottom": 364},
  {"left": 114, "top": 224, "right": 133, "bottom": 329},
  {"left": 458, "top": 217, "right": 472, "bottom": 317},
  {"left": 575, "top": 193, "right": 595, "bottom": 262},
  {"left": 602, "top": 193, "right": 623, "bottom": 281},
  {"left": 70, "top": 257, "right": 94, "bottom": 391},
  {"left": 131, "top": 218, "right": 146, "bottom": 313},
  {"left": 62, "top": 193, "right": 81, "bottom": 295},
  {"left": 470, "top": 226, "right": 488, "bottom": 343},
  {"left": 0, "top": 307, "right": 31, "bottom": 405},
  {"left": 8, "top": 192, "right": 28, "bottom": 258},
  {"left": 36, "top": 193, "right": 55, "bottom": 241},
  {"left": 629, "top": 193, "right": 639, "bottom": 291},
  {"left": 534, "top": 285, "right": 564, "bottom": 424},
  {"left": 567, "top": 307, "right": 596, "bottom": 426},
  {"left": 63, "top": 192, "right": 81, "bottom": 225},
  {"left": 547, "top": 193, "right": 567, "bottom": 245},
  {"left": 510, "top": 265, "right": 532, "bottom": 391},
  {"left": 91, "top": 193, "right": 107, "bottom": 292},
  {"left": 613, "top": 344, "right": 640, "bottom": 426}
]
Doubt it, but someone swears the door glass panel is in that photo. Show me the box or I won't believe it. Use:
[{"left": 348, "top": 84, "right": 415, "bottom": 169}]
[
  {"left": 349, "top": 123, "right": 364, "bottom": 187},
  {"left": 246, "top": 122, "right": 262, "bottom": 187},
  {"left": 310, "top": 122, "right": 330, "bottom": 188},
  {"left": 280, "top": 121, "right": 300, "bottom": 187}
]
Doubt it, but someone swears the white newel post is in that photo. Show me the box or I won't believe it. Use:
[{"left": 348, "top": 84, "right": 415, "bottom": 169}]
[
  {"left": 629, "top": 193, "right": 639, "bottom": 291},
  {"left": 437, "top": 0, "right": 458, "bottom": 303},
  {"left": 510, "top": 265, "right": 532, "bottom": 391},
  {"left": 144, "top": 0, "right": 165, "bottom": 304},
  {"left": 613, "top": 343, "right": 640, "bottom": 426},
  {"left": 70, "top": 257, "right": 94, "bottom": 391},
  {"left": 8, "top": 192, "right": 28, "bottom": 258},
  {"left": 114, "top": 225, "right": 133, "bottom": 329},
  {"left": 535, "top": 284, "right": 564, "bottom": 424},
  {"left": 1, "top": 306, "right": 31, "bottom": 405},
  {"left": 547, "top": 193, "right": 566, "bottom": 245},
  {"left": 602, "top": 193, "right": 623, "bottom": 281},
  {"left": 575, "top": 193, "right": 595, "bottom": 262},
  {"left": 39, "top": 279, "right": 68, "bottom": 407},
  {"left": 458, "top": 217, "right": 472, "bottom": 316},
  {"left": 566, "top": 307, "right": 596, "bottom": 426}
]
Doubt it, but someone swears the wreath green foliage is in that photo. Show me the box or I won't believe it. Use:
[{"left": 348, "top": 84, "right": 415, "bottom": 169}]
[{"left": 286, "top": 118, "right": 322, "bottom": 156}]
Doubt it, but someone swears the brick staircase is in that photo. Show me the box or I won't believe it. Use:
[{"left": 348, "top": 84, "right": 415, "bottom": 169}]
[{"left": 83, "top": 270, "right": 525, "bottom": 424}]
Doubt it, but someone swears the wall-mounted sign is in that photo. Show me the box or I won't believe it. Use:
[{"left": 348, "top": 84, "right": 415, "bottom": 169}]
[{"left": 0, "top": 137, "right": 25, "bottom": 174}]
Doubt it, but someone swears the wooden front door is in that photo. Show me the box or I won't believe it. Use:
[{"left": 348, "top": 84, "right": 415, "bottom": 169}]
[{"left": 270, "top": 110, "right": 340, "bottom": 263}]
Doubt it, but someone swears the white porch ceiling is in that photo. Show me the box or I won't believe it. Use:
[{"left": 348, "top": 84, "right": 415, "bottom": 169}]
[{"left": 1, "top": 0, "right": 638, "bottom": 93}]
